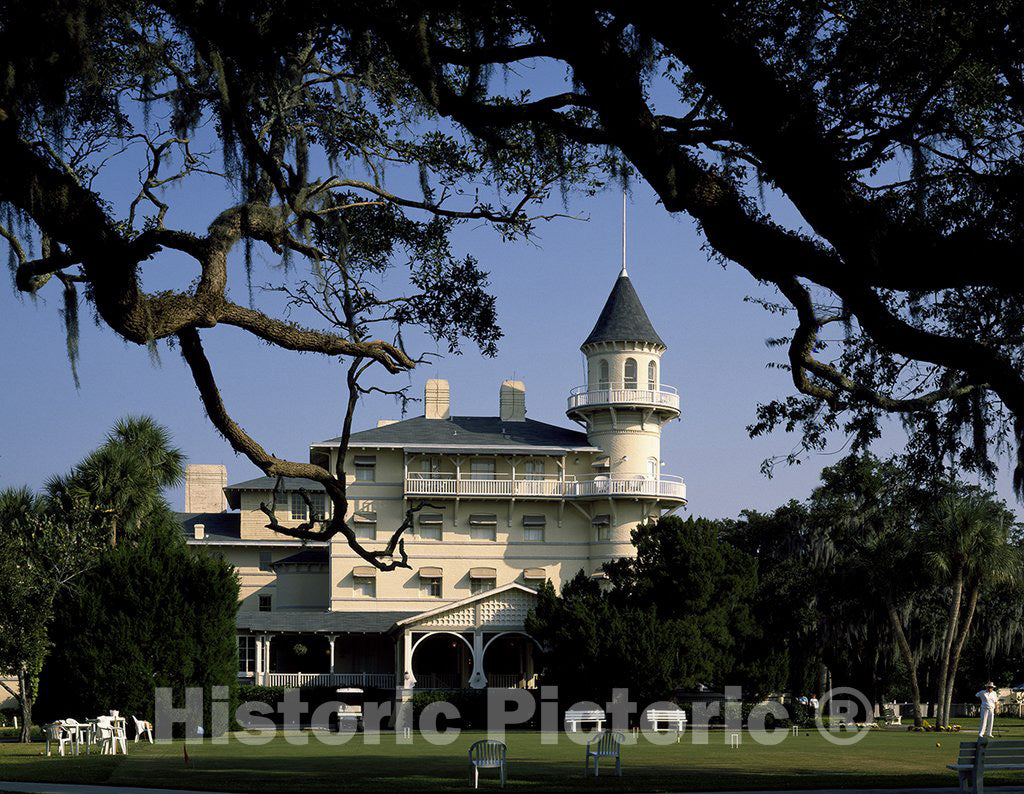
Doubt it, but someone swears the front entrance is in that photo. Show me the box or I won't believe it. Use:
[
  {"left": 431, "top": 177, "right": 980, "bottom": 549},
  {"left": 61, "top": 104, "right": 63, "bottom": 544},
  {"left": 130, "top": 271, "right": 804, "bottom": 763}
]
[{"left": 411, "top": 633, "right": 473, "bottom": 689}]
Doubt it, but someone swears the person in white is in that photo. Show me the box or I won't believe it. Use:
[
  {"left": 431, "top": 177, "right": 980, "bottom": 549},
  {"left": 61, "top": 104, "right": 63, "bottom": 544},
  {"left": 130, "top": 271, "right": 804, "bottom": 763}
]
[
  {"left": 977, "top": 681, "right": 999, "bottom": 738},
  {"left": 808, "top": 694, "right": 819, "bottom": 713}
]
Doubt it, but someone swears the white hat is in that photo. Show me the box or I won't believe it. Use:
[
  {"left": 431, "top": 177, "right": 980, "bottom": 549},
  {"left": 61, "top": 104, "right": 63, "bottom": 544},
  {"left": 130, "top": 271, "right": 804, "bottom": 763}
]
[{"left": 984, "top": 681, "right": 996, "bottom": 688}]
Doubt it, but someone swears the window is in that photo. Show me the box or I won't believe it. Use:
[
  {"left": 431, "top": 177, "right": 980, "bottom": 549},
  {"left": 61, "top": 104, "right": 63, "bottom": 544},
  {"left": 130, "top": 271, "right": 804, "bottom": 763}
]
[
  {"left": 470, "top": 567, "right": 497, "bottom": 594},
  {"left": 598, "top": 359, "right": 610, "bottom": 389},
  {"left": 354, "top": 455, "right": 376, "bottom": 482},
  {"left": 308, "top": 491, "right": 326, "bottom": 518},
  {"left": 523, "top": 514, "right": 546, "bottom": 542},
  {"left": 471, "top": 577, "right": 496, "bottom": 594},
  {"left": 648, "top": 360, "right": 657, "bottom": 390},
  {"left": 469, "top": 513, "right": 497, "bottom": 541},
  {"left": 258, "top": 551, "right": 272, "bottom": 571},
  {"left": 470, "top": 459, "right": 496, "bottom": 480},
  {"left": 417, "top": 513, "right": 443, "bottom": 541},
  {"left": 593, "top": 514, "right": 611, "bottom": 542},
  {"left": 420, "top": 457, "right": 442, "bottom": 479},
  {"left": 419, "top": 568, "right": 443, "bottom": 598},
  {"left": 238, "top": 636, "right": 256, "bottom": 673},
  {"left": 648, "top": 458, "right": 659, "bottom": 478},
  {"left": 624, "top": 358, "right": 638, "bottom": 389},
  {"left": 352, "top": 567, "right": 377, "bottom": 598},
  {"left": 258, "top": 595, "right": 272, "bottom": 612},
  {"left": 290, "top": 492, "right": 306, "bottom": 520},
  {"left": 353, "top": 511, "right": 376, "bottom": 540},
  {"left": 522, "top": 460, "right": 544, "bottom": 480}
]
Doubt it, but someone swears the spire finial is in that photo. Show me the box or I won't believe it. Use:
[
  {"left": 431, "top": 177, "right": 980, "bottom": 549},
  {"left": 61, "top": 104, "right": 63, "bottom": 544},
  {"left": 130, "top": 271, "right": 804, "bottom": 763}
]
[{"left": 620, "top": 191, "right": 628, "bottom": 277}]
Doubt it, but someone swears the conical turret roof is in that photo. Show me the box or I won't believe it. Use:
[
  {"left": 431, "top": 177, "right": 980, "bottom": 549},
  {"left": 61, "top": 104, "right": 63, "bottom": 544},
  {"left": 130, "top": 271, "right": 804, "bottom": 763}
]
[{"left": 582, "top": 270, "right": 665, "bottom": 349}]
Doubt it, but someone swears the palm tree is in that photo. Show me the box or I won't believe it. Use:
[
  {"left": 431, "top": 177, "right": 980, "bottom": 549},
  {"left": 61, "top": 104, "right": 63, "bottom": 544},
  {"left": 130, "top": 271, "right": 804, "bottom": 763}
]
[
  {"left": 926, "top": 488, "right": 1023, "bottom": 727},
  {"left": 45, "top": 416, "right": 184, "bottom": 545}
]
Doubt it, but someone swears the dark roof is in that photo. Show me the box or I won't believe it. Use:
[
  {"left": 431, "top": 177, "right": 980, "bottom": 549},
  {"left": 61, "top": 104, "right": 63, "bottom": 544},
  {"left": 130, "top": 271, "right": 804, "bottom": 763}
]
[
  {"left": 271, "top": 548, "right": 329, "bottom": 568},
  {"left": 315, "top": 415, "right": 594, "bottom": 451},
  {"left": 176, "top": 512, "right": 241, "bottom": 541},
  {"left": 236, "top": 610, "right": 416, "bottom": 634},
  {"left": 582, "top": 272, "right": 665, "bottom": 348},
  {"left": 222, "top": 476, "right": 325, "bottom": 510}
]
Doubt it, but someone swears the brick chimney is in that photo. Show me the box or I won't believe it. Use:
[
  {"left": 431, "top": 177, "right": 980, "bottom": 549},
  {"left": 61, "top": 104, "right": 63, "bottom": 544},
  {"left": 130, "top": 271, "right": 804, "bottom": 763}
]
[{"left": 184, "top": 464, "right": 228, "bottom": 513}]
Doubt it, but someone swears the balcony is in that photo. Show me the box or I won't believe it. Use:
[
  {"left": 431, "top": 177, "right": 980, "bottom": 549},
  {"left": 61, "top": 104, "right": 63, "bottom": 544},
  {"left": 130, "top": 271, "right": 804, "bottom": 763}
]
[
  {"left": 567, "top": 383, "right": 681, "bottom": 415},
  {"left": 263, "top": 672, "right": 396, "bottom": 688},
  {"left": 404, "top": 473, "right": 686, "bottom": 502}
]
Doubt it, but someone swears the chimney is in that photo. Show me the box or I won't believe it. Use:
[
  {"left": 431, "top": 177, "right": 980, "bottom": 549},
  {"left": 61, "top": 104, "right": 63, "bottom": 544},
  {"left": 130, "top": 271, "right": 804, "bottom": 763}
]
[
  {"left": 425, "top": 379, "right": 450, "bottom": 420},
  {"left": 184, "top": 464, "right": 228, "bottom": 513},
  {"left": 377, "top": 419, "right": 399, "bottom": 427},
  {"left": 193, "top": 523, "right": 206, "bottom": 540},
  {"left": 500, "top": 380, "right": 526, "bottom": 422}
]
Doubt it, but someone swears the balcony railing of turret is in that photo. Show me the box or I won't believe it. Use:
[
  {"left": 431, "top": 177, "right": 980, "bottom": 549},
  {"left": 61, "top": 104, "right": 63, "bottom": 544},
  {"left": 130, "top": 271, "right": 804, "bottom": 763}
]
[
  {"left": 405, "top": 472, "right": 686, "bottom": 501},
  {"left": 567, "top": 382, "right": 680, "bottom": 412},
  {"left": 574, "top": 473, "right": 686, "bottom": 501}
]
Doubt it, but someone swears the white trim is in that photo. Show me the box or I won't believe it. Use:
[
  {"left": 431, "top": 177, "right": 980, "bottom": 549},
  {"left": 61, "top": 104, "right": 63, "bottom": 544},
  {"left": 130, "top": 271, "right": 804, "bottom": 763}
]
[{"left": 395, "top": 582, "right": 538, "bottom": 627}]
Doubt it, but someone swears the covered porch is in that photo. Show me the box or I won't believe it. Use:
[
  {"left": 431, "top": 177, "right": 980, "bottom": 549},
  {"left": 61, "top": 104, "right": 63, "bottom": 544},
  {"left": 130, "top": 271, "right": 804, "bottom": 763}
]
[{"left": 395, "top": 583, "right": 540, "bottom": 691}]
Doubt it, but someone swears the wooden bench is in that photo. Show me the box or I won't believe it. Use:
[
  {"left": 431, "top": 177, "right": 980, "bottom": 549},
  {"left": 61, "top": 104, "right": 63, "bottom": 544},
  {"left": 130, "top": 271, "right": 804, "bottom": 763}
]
[
  {"left": 948, "top": 739, "right": 1024, "bottom": 794},
  {"left": 881, "top": 707, "right": 902, "bottom": 726},
  {"left": 585, "top": 731, "right": 624, "bottom": 777},
  {"left": 644, "top": 707, "right": 687, "bottom": 732},
  {"left": 564, "top": 709, "right": 606, "bottom": 732}
]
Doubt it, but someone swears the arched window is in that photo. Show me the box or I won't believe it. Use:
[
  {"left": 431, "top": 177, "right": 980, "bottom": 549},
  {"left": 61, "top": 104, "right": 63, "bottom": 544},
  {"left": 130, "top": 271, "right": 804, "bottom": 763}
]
[
  {"left": 647, "top": 457, "right": 658, "bottom": 478},
  {"left": 648, "top": 360, "right": 657, "bottom": 390},
  {"left": 598, "top": 359, "right": 610, "bottom": 389},
  {"left": 624, "top": 358, "right": 637, "bottom": 389}
]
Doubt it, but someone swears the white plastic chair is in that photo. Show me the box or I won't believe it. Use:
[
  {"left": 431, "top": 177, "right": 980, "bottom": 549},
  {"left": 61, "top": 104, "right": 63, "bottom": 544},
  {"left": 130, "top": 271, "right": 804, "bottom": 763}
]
[
  {"left": 468, "top": 739, "right": 507, "bottom": 788},
  {"left": 93, "top": 716, "right": 119, "bottom": 754},
  {"left": 132, "top": 715, "right": 154, "bottom": 743},
  {"left": 45, "top": 722, "right": 72, "bottom": 757},
  {"left": 61, "top": 718, "right": 83, "bottom": 754}
]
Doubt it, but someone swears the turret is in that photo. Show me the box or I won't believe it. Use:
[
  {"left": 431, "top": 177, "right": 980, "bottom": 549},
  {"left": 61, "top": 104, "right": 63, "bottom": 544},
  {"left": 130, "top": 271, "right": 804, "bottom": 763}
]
[{"left": 567, "top": 267, "right": 685, "bottom": 568}]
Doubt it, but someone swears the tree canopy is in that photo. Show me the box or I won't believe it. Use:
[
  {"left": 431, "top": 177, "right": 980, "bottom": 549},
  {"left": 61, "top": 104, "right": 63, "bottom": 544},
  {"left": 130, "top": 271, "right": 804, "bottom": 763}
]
[{"left": 7, "top": 1, "right": 1024, "bottom": 570}]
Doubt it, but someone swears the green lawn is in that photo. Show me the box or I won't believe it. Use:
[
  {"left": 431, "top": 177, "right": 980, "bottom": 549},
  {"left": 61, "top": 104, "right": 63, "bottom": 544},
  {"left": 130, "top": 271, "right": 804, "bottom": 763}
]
[{"left": 1, "top": 722, "right": 1023, "bottom": 792}]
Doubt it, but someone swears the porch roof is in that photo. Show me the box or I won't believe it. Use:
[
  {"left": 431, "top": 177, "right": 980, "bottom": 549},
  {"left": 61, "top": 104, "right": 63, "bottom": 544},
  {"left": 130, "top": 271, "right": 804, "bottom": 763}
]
[{"left": 237, "top": 610, "right": 416, "bottom": 634}]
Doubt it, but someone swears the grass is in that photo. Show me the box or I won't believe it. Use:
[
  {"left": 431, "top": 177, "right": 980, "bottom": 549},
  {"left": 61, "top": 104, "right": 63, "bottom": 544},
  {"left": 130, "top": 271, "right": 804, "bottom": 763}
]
[{"left": 1, "top": 720, "right": 1023, "bottom": 792}]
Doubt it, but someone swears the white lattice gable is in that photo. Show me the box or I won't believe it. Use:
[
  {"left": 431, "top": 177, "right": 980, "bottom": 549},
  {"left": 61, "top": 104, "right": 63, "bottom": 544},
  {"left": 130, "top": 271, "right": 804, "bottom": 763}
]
[{"left": 398, "top": 583, "right": 538, "bottom": 630}]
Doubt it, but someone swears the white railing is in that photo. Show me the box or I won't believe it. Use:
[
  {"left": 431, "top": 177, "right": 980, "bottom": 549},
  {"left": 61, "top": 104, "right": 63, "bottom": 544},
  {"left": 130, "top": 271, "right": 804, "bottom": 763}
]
[
  {"left": 414, "top": 673, "right": 461, "bottom": 689},
  {"left": 406, "top": 475, "right": 574, "bottom": 498},
  {"left": 486, "top": 674, "right": 528, "bottom": 688},
  {"left": 264, "top": 672, "right": 395, "bottom": 688},
  {"left": 567, "top": 383, "right": 680, "bottom": 412},
  {"left": 405, "top": 473, "right": 686, "bottom": 501},
  {"left": 575, "top": 474, "right": 687, "bottom": 501}
]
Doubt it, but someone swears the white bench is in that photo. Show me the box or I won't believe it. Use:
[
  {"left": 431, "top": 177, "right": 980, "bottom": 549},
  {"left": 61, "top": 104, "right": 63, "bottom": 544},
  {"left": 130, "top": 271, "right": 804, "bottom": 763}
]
[
  {"left": 881, "top": 707, "right": 902, "bottom": 726},
  {"left": 948, "top": 739, "right": 1024, "bottom": 794},
  {"left": 644, "top": 707, "right": 687, "bottom": 732},
  {"left": 565, "top": 709, "right": 606, "bottom": 732}
]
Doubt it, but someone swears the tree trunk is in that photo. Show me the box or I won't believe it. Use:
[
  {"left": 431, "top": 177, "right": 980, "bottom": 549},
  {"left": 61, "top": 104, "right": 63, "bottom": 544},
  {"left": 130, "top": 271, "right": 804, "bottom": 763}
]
[
  {"left": 17, "top": 665, "right": 32, "bottom": 743},
  {"left": 886, "top": 597, "right": 925, "bottom": 727},
  {"left": 936, "top": 567, "right": 964, "bottom": 726},
  {"left": 944, "top": 584, "right": 981, "bottom": 726}
]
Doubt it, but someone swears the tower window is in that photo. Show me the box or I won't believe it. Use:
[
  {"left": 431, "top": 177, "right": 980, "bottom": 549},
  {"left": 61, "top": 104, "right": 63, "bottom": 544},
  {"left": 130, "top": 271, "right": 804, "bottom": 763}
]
[
  {"left": 648, "top": 360, "right": 657, "bottom": 390},
  {"left": 624, "top": 358, "right": 637, "bottom": 389},
  {"left": 598, "top": 359, "right": 610, "bottom": 389}
]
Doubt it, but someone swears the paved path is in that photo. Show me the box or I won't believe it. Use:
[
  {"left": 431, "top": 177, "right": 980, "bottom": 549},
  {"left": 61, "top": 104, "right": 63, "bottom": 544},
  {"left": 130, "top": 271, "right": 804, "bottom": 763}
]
[{"left": 4, "top": 784, "right": 1020, "bottom": 794}]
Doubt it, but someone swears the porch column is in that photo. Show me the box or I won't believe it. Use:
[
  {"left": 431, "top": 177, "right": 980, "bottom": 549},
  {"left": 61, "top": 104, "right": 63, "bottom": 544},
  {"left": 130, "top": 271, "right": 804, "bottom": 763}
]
[
  {"left": 264, "top": 635, "right": 275, "bottom": 685},
  {"left": 468, "top": 631, "right": 486, "bottom": 689},
  {"left": 402, "top": 630, "right": 416, "bottom": 689},
  {"left": 254, "top": 635, "right": 263, "bottom": 682},
  {"left": 327, "top": 635, "right": 337, "bottom": 674}
]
